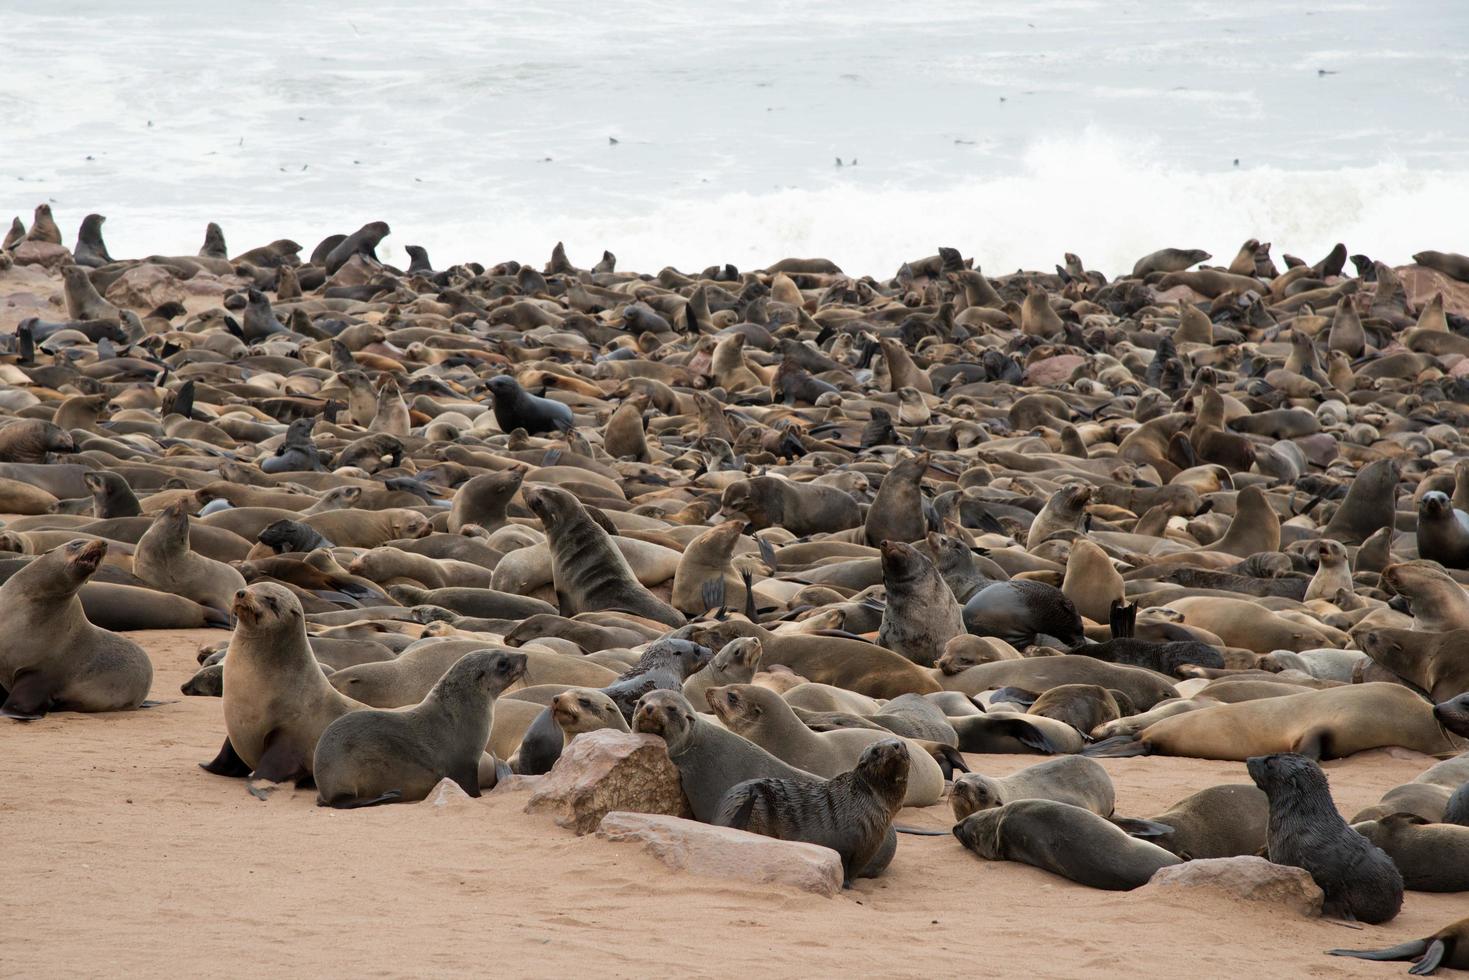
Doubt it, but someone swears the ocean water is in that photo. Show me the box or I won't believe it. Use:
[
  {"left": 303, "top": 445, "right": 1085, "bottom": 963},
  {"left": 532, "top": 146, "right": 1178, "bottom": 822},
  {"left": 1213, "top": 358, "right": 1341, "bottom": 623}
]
[{"left": 3, "top": 0, "right": 1466, "bottom": 277}]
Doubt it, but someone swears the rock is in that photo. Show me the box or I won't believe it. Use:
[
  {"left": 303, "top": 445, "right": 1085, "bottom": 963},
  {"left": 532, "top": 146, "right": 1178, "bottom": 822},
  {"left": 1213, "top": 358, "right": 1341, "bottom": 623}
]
[
  {"left": 10, "top": 241, "right": 71, "bottom": 270},
  {"left": 524, "top": 730, "right": 690, "bottom": 834},
  {"left": 597, "top": 811, "right": 843, "bottom": 897},
  {"left": 489, "top": 773, "right": 542, "bottom": 795},
  {"left": 428, "top": 777, "right": 474, "bottom": 809},
  {"left": 1024, "top": 354, "right": 1086, "bottom": 387},
  {"left": 105, "top": 264, "right": 186, "bottom": 310},
  {"left": 1399, "top": 264, "right": 1469, "bottom": 318},
  {"left": 1141, "top": 856, "right": 1323, "bottom": 916}
]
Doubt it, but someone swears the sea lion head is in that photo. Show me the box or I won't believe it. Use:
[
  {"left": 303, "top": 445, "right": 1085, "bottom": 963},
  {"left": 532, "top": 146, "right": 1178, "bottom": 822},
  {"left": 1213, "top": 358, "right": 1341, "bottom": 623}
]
[
  {"left": 854, "top": 738, "right": 910, "bottom": 810},
  {"left": 443, "top": 650, "right": 527, "bottom": 703},
  {"left": 60, "top": 538, "right": 108, "bottom": 583},
  {"left": 485, "top": 375, "right": 524, "bottom": 405},
  {"left": 1314, "top": 539, "right": 1347, "bottom": 567},
  {"left": 631, "top": 690, "right": 696, "bottom": 750},
  {"left": 1246, "top": 752, "right": 1326, "bottom": 798},
  {"left": 879, "top": 539, "right": 933, "bottom": 587},
  {"left": 553, "top": 688, "right": 621, "bottom": 734},
  {"left": 935, "top": 635, "right": 1004, "bottom": 676},
  {"left": 712, "top": 636, "right": 763, "bottom": 675},
  {"left": 703, "top": 683, "right": 764, "bottom": 732},
  {"left": 950, "top": 773, "right": 1004, "bottom": 820},
  {"left": 258, "top": 519, "right": 319, "bottom": 553},
  {"left": 1433, "top": 693, "right": 1469, "bottom": 738},
  {"left": 640, "top": 636, "right": 715, "bottom": 678},
  {"left": 524, "top": 485, "right": 579, "bottom": 531},
  {"left": 718, "top": 480, "right": 770, "bottom": 527},
  {"left": 1353, "top": 628, "right": 1402, "bottom": 665},
  {"left": 952, "top": 809, "right": 1004, "bottom": 858},
  {"left": 1420, "top": 491, "right": 1454, "bottom": 523},
  {"left": 1053, "top": 482, "right": 1093, "bottom": 515},
  {"left": 231, "top": 582, "right": 302, "bottom": 633},
  {"left": 391, "top": 510, "right": 431, "bottom": 539}
]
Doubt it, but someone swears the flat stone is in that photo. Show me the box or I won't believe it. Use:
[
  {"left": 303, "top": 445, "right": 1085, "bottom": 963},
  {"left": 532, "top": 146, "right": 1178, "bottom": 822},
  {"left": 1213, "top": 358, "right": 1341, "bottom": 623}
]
[
  {"left": 1141, "top": 856, "right": 1323, "bottom": 916},
  {"left": 597, "top": 811, "right": 843, "bottom": 897},
  {"left": 524, "top": 730, "right": 690, "bottom": 834},
  {"left": 1398, "top": 264, "right": 1469, "bottom": 318},
  {"left": 104, "top": 264, "right": 186, "bottom": 311}
]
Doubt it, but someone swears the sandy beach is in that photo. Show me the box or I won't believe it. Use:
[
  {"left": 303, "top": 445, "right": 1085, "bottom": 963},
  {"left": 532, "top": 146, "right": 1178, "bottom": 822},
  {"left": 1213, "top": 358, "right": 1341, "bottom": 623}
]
[{"left": 5, "top": 629, "right": 1462, "bottom": 979}]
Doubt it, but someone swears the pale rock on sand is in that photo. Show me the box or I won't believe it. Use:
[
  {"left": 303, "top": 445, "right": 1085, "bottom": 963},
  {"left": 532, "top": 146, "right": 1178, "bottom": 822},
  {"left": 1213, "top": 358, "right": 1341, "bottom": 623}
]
[
  {"left": 1144, "top": 856, "right": 1324, "bottom": 917},
  {"left": 598, "top": 811, "right": 844, "bottom": 897},
  {"left": 525, "top": 729, "right": 691, "bottom": 833}
]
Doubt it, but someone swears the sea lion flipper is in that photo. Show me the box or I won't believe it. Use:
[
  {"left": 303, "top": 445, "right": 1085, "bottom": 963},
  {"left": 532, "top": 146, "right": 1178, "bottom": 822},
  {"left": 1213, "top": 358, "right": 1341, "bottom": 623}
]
[
  {"left": 1082, "top": 735, "right": 1152, "bottom": 758},
  {"left": 1111, "top": 817, "right": 1174, "bottom": 839},
  {"left": 1, "top": 671, "right": 53, "bottom": 720},
  {"left": 1410, "top": 940, "right": 1447, "bottom": 976},
  {"left": 1327, "top": 939, "right": 1430, "bottom": 962},
  {"left": 199, "top": 736, "right": 252, "bottom": 778},
  {"left": 321, "top": 790, "right": 404, "bottom": 809}
]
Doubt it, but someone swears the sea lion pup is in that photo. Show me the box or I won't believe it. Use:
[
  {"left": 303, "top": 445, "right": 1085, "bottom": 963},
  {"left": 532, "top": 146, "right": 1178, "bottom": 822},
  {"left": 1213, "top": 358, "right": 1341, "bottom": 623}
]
[
  {"left": 485, "top": 375, "right": 573, "bottom": 435},
  {"left": 1027, "top": 684, "right": 1130, "bottom": 734},
  {"left": 200, "top": 583, "right": 367, "bottom": 786},
  {"left": 717, "top": 738, "right": 909, "bottom": 887},
  {"left": 1077, "top": 602, "right": 1223, "bottom": 676},
  {"left": 682, "top": 636, "right": 762, "bottom": 703},
  {"left": 1303, "top": 539, "right": 1353, "bottom": 601},
  {"left": 0, "top": 539, "right": 152, "bottom": 719},
  {"left": 962, "top": 579, "right": 1085, "bottom": 648},
  {"left": 133, "top": 501, "right": 247, "bottom": 616},
  {"left": 82, "top": 471, "right": 140, "bottom": 518},
  {"left": 877, "top": 540, "right": 965, "bottom": 668},
  {"left": 322, "top": 219, "right": 390, "bottom": 274},
  {"left": 953, "top": 799, "right": 1181, "bottom": 891},
  {"left": 1329, "top": 916, "right": 1469, "bottom": 976},
  {"left": 314, "top": 650, "right": 527, "bottom": 807},
  {"left": 1416, "top": 491, "right": 1469, "bottom": 569},
  {"left": 1323, "top": 458, "right": 1400, "bottom": 545},
  {"left": 865, "top": 452, "right": 929, "bottom": 546},
  {"left": 1131, "top": 247, "right": 1210, "bottom": 277},
  {"left": 671, "top": 519, "right": 747, "bottom": 618},
  {"left": 260, "top": 418, "right": 324, "bottom": 474},
  {"left": 447, "top": 469, "right": 523, "bottom": 533},
  {"left": 633, "top": 690, "right": 822, "bottom": 821},
  {"left": 706, "top": 683, "right": 944, "bottom": 807},
  {"left": 73, "top": 213, "right": 113, "bottom": 267},
  {"left": 1249, "top": 753, "right": 1403, "bottom": 923},
  {"left": 1382, "top": 562, "right": 1469, "bottom": 632},
  {"left": 1351, "top": 814, "right": 1469, "bottom": 892},
  {"left": 1026, "top": 484, "right": 1091, "bottom": 548},
  {"left": 1092, "top": 684, "right": 1462, "bottom": 761},
  {"left": 258, "top": 519, "right": 333, "bottom": 554},
  {"left": 1129, "top": 784, "right": 1269, "bottom": 860},
  {"left": 720, "top": 476, "right": 862, "bottom": 536},
  {"left": 0, "top": 419, "right": 74, "bottom": 463},
  {"left": 525, "top": 485, "right": 683, "bottom": 627},
  {"left": 1355, "top": 627, "right": 1469, "bottom": 703},
  {"left": 950, "top": 757, "right": 1115, "bottom": 821}
]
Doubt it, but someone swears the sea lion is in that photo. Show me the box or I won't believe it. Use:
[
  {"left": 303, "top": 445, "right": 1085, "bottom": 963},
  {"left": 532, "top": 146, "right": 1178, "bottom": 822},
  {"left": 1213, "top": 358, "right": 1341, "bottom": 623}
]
[
  {"left": 962, "top": 580, "right": 1085, "bottom": 648},
  {"left": 1061, "top": 538, "right": 1123, "bottom": 623},
  {"left": 1304, "top": 539, "right": 1354, "bottom": 602},
  {"left": 73, "top": 213, "right": 113, "bottom": 267},
  {"left": 551, "top": 687, "right": 630, "bottom": 744},
  {"left": 1027, "top": 684, "right": 1129, "bottom": 735},
  {"left": 1416, "top": 491, "right": 1469, "bottom": 570},
  {"left": 944, "top": 654, "right": 1177, "bottom": 709},
  {"left": 1132, "top": 248, "right": 1210, "bottom": 277},
  {"left": 200, "top": 583, "right": 367, "bottom": 785},
  {"left": 0, "top": 539, "right": 152, "bottom": 719},
  {"left": 81, "top": 471, "right": 139, "bottom": 518},
  {"left": 1133, "top": 784, "right": 1269, "bottom": 860},
  {"left": 949, "top": 756, "right": 1115, "bottom": 821},
  {"left": 670, "top": 519, "right": 747, "bottom": 617},
  {"left": 717, "top": 738, "right": 909, "bottom": 887},
  {"left": 864, "top": 452, "right": 928, "bottom": 546},
  {"left": 525, "top": 485, "right": 683, "bottom": 628},
  {"left": 485, "top": 375, "right": 573, "bottom": 435},
  {"left": 1328, "top": 916, "right": 1469, "bottom": 976},
  {"left": 322, "top": 220, "right": 390, "bottom": 274},
  {"left": 133, "top": 501, "right": 246, "bottom": 616},
  {"left": 0, "top": 419, "right": 74, "bottom": 463},
  {"left": 720, "top": 476, "right": 862, "bottom": 536},
  {"left": 1382, "top": 562, "right": 1469, "bottom": 632},
  {"left": 447, "top": 470, "right": 523, "bottom": 533},
  {"left": 1027, "top": 484, "right": 1091, "bottom": 548},
  {"left": 705, "top": 683, "right": 944, "bottom": 807},
  {"left": 953, "top": 799, "right": 1181, "bottom": 890},
  {"left": 876, "top": 540, "right": 965, "bottom": 668},
  {"left": 1323, "top": 459, "right": 1400, "bottom": 545},
  {"left": 1351, "top": 814, "right": 1469, "bottom": 893},
  {"left": 1096, "top": 684, "right": 1462, "bottom": 761},
  {"left": 1355, "top": 627, "right": 1469, "bottom": 703},
  {"left": 1248, "top": 752, "right": 1403, "bottom": 923},
  {"left": 313, "top": 650, "right": 527, "bottom": 807}
]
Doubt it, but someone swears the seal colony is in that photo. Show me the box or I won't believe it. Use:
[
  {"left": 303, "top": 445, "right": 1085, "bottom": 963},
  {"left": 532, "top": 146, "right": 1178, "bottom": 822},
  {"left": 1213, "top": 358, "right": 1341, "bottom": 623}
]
[{"left": 4, "top": 209, "right": 1469, "bottom": 968}]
